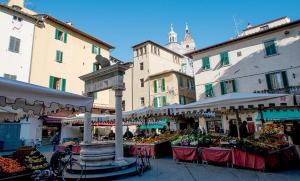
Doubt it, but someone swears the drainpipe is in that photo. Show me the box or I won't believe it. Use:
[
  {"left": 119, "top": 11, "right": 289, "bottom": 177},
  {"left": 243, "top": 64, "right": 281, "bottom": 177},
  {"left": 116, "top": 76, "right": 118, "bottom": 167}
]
[{"left": 28, "top": 21, "right": 37, "bottom": 83}]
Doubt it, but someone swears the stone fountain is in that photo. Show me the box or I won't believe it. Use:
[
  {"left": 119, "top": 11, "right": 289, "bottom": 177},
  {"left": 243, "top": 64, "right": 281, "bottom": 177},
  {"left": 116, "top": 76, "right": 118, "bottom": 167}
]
[{"left": 63, "top": 56, "right": 137, "bottom": 180}]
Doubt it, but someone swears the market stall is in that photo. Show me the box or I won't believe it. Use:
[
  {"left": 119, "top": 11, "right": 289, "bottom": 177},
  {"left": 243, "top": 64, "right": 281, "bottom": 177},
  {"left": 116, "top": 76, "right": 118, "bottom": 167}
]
[{"left": 0, "top": 78, "right": 93, "bottom": 180}]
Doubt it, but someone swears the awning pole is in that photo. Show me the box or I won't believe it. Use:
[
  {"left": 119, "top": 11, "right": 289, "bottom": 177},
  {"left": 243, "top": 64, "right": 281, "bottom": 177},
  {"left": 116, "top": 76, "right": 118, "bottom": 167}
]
[{"left": 258, "top": 105, "right": 265, "bottom": 132}]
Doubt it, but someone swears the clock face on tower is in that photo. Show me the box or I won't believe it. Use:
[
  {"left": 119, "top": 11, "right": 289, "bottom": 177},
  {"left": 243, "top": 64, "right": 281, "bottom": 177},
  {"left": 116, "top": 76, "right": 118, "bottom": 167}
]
[{"left": 12, "top": 16, "right": 23, "bottom": 30}]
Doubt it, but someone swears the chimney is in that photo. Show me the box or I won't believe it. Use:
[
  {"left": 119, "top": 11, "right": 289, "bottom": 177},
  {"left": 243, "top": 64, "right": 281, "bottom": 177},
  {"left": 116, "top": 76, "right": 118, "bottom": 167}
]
[
  {"left": 8, "top": 0, "right": 25, "bottom": 10},
  {"left": 66, "top": 21, "right": 73, "bottom": 26}
]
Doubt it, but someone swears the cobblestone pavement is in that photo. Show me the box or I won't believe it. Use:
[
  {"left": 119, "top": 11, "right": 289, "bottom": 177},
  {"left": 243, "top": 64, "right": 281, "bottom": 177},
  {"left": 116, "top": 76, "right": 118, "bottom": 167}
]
[{"left": 119, "top": 158, "right": 300, "bottom": 181}]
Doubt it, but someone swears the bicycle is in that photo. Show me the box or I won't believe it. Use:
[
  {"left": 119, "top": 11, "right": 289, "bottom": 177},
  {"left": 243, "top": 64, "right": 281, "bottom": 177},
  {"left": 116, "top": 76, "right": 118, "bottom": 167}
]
[
  {"left": 49, "top": 145, "right": 83, "bottom": 181},
  {"left": 136, "top": 147, "right": 151, "bottom": 176}
]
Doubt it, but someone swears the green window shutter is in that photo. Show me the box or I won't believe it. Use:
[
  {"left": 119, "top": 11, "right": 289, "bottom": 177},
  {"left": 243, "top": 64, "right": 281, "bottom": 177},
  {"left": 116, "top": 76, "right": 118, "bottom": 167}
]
[
  {"left": 93, "top": 63, "right": 97, "bottom": 72},
  {"left": 220, "top": 81, "right": 226, "bottom": 95},
  {"left": 202, "top": 57, "right": 210, "bottom": 69},
  {"left": 232, "top": 79, "right": 237, "bottom": 92},
  {"left": 162, "top": 96, "right": 167, "bottom": 106},
  {"left": 56, "top": 51, "right": 60, "bottom": 62},
  {"left": 64, "top": 32, "right": 68, "bottom": 43},
  {"left": 281, "top": 71, "right": 289, "bottom": 88},
  {"left": 97, "top": 47, "right": 101, "bottom": 55},
  {"left": 154, "top": 80, "right": 157, "bottom": 93},
  {"left": 220, "top": 52, "right": 229, "bottom": 65},
  {"left": 55, "top": 29, "right": 59, "bottom": 40},
  {"left": 265, "top": 74, "right": 272, "bottom": 90},
  {"left": 60, "top": 52, "right": 63, "bottom": 62},
  {"left": 92, "top": 45, "right": 95, "bottom": 54},
  {"left": 61, "top": 79, "right": 66, "bottom": 91},
  {"left": 49, "top": 76, "right": 54, "bottom": 88},
  {"left": 205, "top": 84, "right": 213, "bottom": 97},
  {"left": 154, "top": 97, "right": 158, "bottom": 108},
  {"left": 161, "top": 79, "right": 165, "bottom": 92}
]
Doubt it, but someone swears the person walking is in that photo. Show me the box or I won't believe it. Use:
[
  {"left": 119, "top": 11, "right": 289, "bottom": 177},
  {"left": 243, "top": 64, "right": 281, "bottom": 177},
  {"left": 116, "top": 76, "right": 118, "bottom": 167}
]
[{"left": 228, "top": 120, "right": 238, "bottom": 137}]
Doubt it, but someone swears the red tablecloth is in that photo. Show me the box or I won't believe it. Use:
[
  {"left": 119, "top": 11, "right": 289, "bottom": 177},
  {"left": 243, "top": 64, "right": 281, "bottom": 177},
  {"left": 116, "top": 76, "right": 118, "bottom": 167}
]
[
  {"left": 54, "top": 144, "right": 81, "bottom": 154},
  {"left": 172, "top": 146, "right": 198, "bottom": 161},
  {"left": 127, "top": 141, "right": 171, "bottom": 158},
  {"left": 202, "top": 147, "right": 232, "bottom": 163},
  {"left": 232, "top": 148, "right": 266, "bottom": 171}
]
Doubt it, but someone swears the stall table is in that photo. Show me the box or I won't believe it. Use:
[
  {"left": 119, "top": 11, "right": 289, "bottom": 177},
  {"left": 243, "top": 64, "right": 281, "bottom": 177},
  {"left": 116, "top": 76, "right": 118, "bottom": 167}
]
[
  {"left": 125, "top": 141, "right": 171, "bottom": 158},
  {"left": 202, "top": 147, "right": 232, "bottom": 166},
  {"left": 232, "top": 146, "right": 297, "bottom": 171},
  {"left": 172, "top": 146, "right": 198, "bottom": 161}
]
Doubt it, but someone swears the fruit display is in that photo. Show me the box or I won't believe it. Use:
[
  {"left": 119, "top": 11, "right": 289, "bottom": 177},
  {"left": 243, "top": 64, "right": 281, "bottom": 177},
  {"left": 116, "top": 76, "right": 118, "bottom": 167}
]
[
  {"left": 172, "top": 133, "right": 212, "bottom": 147},
  {"left": 0, "top": 157, "right": 25, "bottom": 174},
  {"left": 263, "top": 123, "right": 284, "bottom": 136},
  {"left": 23, "top": 149, "right": 49, "bottom": 171},
  {"left": 127, "top": 132, "right": 179, "bottom": 144}
]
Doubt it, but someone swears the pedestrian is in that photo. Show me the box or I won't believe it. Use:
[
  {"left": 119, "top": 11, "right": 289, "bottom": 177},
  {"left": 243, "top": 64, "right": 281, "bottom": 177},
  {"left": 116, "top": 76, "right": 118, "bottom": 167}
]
[
  {"left": 123, "top": 127, "right": 133, "bottom": 139},
  {"left": 291, "top": 121, "right": 300, "bottom": 159},
  {"left": 108, "top": 130, "right": 115, "bottom": 140},
  {"left": 228, "top": 120, "right": 238, "bottom": 137},
  {"left": 239, "top": 121, "right": 249, "bottom": 138}
]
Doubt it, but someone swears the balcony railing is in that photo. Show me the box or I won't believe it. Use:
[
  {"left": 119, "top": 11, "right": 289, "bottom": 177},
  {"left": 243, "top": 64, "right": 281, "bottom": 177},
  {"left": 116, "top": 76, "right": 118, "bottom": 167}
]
[{"left": 254, "top": 86, "right": 300, "bottom": 94}]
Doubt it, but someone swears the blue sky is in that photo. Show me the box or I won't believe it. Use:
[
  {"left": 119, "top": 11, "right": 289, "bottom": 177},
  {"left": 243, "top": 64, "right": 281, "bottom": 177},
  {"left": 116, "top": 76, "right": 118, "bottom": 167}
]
[{"left": 2, "top": 0, "right": 300, "bottom": 61}]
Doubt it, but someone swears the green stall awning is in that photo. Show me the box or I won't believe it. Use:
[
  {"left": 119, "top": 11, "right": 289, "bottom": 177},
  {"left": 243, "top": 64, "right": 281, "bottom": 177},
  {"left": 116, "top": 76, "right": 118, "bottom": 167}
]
[
  {"left": 139, "top": 125, "right": 165, "bottom": 129},
  {"left": 256, "top": 109, "right": 300, "bottom": 121}
]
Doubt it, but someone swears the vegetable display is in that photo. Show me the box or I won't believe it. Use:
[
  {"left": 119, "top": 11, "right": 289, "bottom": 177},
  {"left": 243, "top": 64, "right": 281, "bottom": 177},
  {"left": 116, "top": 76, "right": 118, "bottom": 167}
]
[
  {"left": 23, "top": 150, "right": 49, "bottom": 171},
  {"left": 0, "top": 157, "right": 25, "bottom": 174}
]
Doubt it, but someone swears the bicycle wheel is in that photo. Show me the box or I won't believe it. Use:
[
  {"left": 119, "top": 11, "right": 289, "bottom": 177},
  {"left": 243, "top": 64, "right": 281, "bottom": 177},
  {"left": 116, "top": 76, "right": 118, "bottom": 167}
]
[
  {"left": 61, "top": 161, "right": 83, "bottom": 181},
  {"left": 136, "top": 156, "right": 144, "bottom": 176}
]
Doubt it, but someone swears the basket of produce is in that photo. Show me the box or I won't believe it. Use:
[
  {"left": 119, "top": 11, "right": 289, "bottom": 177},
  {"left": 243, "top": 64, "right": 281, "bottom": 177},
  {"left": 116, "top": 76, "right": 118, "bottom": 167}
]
[
  {"left": 22, "top": 150, "right": 49, "bottom": 171},
  {"left": 0, "top": 157, "right": 27, "bottom": 178}
]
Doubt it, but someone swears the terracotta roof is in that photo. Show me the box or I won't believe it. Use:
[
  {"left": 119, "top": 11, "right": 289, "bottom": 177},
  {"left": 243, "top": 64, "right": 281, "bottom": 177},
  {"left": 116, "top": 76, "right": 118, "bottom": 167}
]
[
  {"left": 148, "top": 69, "right": 194, "bottom": 79},
  {"left": 0, "top": 3, "right": 42, "bottom": 23},
  {"left": 186, "top": 18, "right": 300, "bottom": 57},
  {"left": 243, "top": 16, "right": 288, "bottom": 31},
  {"left": 37, "top": 14, "right": 115, "bottom": 49},
  {"left": 132, "top": 40, "right": 184, "bottom": 58}
]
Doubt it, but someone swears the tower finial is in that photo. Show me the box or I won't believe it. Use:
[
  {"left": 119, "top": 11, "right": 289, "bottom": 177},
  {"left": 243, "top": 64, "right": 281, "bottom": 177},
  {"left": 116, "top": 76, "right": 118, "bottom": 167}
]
[
  {"left": 185, "top": 23, "right": 189, "bottom": 32},
  {"left": 170, "top": 24, "right": 174, "bottom": 32}
]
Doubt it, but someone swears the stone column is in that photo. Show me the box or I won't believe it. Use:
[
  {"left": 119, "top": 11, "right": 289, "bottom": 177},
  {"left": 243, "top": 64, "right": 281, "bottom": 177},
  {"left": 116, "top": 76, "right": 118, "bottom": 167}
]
[
  {"left": 84, "top": 111, "right": 92, "bottom": 143},
  {"left": 114, "top": 88, "right": 126, "bottom": 165},
  {"left": 83, "top": 92, "right": 93, "bottom": 144}
]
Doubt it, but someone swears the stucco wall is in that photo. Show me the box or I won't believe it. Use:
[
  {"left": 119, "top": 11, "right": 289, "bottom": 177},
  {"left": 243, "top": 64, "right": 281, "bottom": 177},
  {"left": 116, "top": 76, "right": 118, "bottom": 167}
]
[
  {"left": 29, "top": 20, "right": 112, "bottom": 107},
  {"left": 0, "top": 8, "right": 34, "bottom": 82},
  {"left": 192, "top": 25, "right": 300, "bottom": 100}
]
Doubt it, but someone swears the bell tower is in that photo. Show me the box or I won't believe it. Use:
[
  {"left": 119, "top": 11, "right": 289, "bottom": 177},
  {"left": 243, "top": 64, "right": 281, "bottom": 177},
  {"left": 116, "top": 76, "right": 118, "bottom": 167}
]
[
  {"left": 168, "top": 24, "right": 177, "bottom": 43},
  {"left": 181, "top": 23, "right": 196, "bottom": 53}
]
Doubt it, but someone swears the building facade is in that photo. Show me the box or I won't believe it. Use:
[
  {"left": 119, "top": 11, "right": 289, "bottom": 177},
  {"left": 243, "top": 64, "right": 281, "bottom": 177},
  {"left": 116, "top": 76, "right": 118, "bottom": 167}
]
[
  {"left": 149, "top": 70, "right": 196, "bottom": 107},
  {"left": 188, "top": 17, "right": 300, "bottom": 100},
  {"left": 0, "top": 4, "right": 40, "bottom": 82},
  {"left": 122, "top": 25, "right": 197, "bottom": 111}
]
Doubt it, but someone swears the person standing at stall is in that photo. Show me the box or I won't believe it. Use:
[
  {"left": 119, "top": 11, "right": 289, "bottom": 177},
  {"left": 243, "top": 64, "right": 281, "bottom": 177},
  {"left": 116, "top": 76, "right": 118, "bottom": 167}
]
[
  {"left": 239, "top": 121, "right": 249, "bottom": 138},
  {"left": 123, "top": 127, "right": 133, "bottom": 139},
  {"left": 108, "top": 130, "right": 115, "bottom": 140},
  {"left": 291, "top": 121, "right": 300, "bottom": 159},
  {"left": 228, "top": 120, "right": 238, "bottom": 137}
]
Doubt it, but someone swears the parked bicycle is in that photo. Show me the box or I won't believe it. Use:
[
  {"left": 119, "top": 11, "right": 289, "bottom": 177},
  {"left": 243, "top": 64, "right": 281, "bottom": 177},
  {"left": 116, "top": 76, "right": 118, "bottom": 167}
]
[
  {"left": 49, "top": 145, "right": 83, "bottom": 181},
  {"left": 136, "top": 147, "right": 151, "bottom": 175}
]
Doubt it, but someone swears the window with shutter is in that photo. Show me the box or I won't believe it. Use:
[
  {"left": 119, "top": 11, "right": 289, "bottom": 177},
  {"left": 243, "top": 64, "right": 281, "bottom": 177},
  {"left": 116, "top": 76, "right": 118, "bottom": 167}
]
[
  {"left": 55, "top": 29, "right": 64, "bottom": 41},
  {"left": 154, "top": 97, "right": 158, "bottom": 108},
  {"left": 266, "top": 71, "right": 288, "bottom": 90},
  {"left": 49, "top": 76, "right": 55, "bottom": 89},
  {"left": 281, "top": 71, "right": 289, "bottom": 88},
  {"left": 61, "top": 79, "right": 66, "bottom": 91},
  {"left": 161, "top": 79, "right": 165, "bottom": 92},
  {"left": 162, "top": 96, "right": 167, "bottom": 106},
  {"left": 56, "top": 51, "right": 63, "bottom": 63},
  {"left": 220, "top": 81, "right": 226, "bottom": 95},
  {"left": 264, "top": 40, "right": 277, "bottom": 56},
  {"left": 205, "top": 84, "right": 214, "bottom": 97},
  {"left": 266, "top": 74, "right": 272, "bottom": 90},
  {"left": 63, "top": 32, "right": 68, "bottom": 43},
  {"left": 220, "top": 52, "right": 229, "bottom": 66},
  {"left": 8, "top": 36, "right": 21, "bottom": 53},
  {"left": 154, "top": 80, "right": 157, "bottom": 93},
  {"left": 202, "top": 57, "right": 210, "bottom": 70},
  {"left": 93, "top": 63, "right": 97, "bottom": 72}
]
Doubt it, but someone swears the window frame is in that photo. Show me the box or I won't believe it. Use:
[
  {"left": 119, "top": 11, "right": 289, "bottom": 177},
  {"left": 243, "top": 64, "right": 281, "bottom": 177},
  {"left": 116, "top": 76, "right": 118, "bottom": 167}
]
[
  {"left": 8, "top": 36, "right": 21, "bottom": 53},
  {"left": 140, "top": 97, "right": 145, "bottom": 107},
  {"left": 140, "top": 62, "right": 144, "bottom": 70},
  {"left": 202, "top": 56, "right": 210, "bottom": 70},
  {"left": 263, "top": 39, "right": 278, "bottom": 57},
  {"left": 140, "top": 78, "right": 144, "bottom": 87}
]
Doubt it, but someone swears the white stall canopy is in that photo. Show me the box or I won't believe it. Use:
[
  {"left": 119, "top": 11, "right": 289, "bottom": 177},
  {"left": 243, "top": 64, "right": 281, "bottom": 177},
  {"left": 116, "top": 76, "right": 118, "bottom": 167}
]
[
  {"left": 0, "top": 78, "right": 94, "bottom": 115},
  {"left": 175, "top": 93, "right": 294, "bottom": 114}
]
